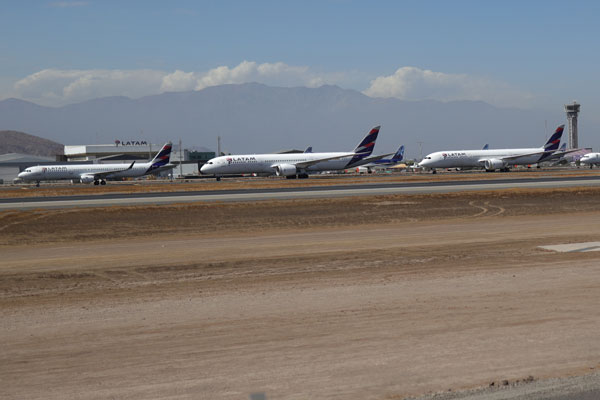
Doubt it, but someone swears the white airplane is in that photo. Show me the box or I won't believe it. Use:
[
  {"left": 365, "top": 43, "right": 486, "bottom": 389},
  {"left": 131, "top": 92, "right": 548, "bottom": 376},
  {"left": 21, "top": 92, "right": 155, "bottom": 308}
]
[
  {"left": 200, "top": 126, "right": 385, "bottom": 180},
  {"left": 418, "top": 124, "right": 565, "bottom": 173},
  {"left": 18, "top": 142, "right": 173, "bottom": 186},
  {"left": 356, "top": 145, "right": 404, "bottom": 173},
  {"left": 579, "top": 152, "right": 600, "bottom": 168}
]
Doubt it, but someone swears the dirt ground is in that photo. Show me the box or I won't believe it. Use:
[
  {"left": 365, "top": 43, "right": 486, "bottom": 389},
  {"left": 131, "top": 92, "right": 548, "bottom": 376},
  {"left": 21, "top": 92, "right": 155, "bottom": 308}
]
[{"left": 2, "top": 187, "right": 600, "bottom": 399}]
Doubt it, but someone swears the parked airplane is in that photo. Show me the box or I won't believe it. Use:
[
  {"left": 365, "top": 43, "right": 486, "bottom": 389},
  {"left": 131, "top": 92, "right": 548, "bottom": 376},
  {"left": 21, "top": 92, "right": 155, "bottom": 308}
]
[
  {"left": 418, "top": 124, "right": 565, "bottom": 173},
  {"left": 18, "top": 142, "right": 173, "bottom": 186},
  {"left": 200, "top": 126, "right": 385, "bottom": 180},
  {"left": 356, "top": 145, "right": 404, "bottom": 173},
  {"left": 579, "top": 152, "right": 600, "bottom": 168}
]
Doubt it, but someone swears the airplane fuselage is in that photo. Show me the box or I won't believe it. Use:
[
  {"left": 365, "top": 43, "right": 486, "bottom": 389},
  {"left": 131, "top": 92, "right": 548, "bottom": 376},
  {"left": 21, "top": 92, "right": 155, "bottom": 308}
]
[
  {"left": 18, "top": 163, "right": 154, "bottom": 182},
  {"left": 19, "top": 163, "right": 171, "bottom": 181},
  {"left": 580, "top": 153, "right": 600, "bottom": 166},
  {"left": 201, "top": 152, "right": 362, "bottom": 176},
  {"left": 419, "top": 148, "right": 551, "bottom": 170},
  {"left": 18, "top": 142, "right": 174, "bottom": 185}
]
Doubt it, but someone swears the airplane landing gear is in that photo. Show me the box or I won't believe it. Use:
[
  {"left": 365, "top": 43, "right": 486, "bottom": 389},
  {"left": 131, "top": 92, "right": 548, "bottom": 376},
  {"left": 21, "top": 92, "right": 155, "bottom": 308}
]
[
  {"left": 100, "top": 180, "right": 106, "bottom": 185},
  {"left": 94, "top": 180, "right": 100, "bottom": 185},
  {"left": 298, "top": 173, "right": 309, "bottom": 179},
  {"left": 216, "top": 176, "right": 221, "bottom": 181},
  {"left": 35, "top": 181, "right": 40, "bottom": 187},
  {"left": 431, "top": 169, "right": 437, "bottom": 174}
]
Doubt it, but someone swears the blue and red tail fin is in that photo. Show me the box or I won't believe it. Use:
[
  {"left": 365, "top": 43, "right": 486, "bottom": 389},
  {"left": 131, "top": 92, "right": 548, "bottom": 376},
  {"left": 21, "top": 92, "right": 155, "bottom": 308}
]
[
  {"left": 392, "top": 145, "right": 404, "bottom": 162},
  {"left": 146, "top": 142, "right": 172, "bottom": 173},
  {"left": 353, "top": 126, "right": 380, "bottom": 155},
  {"left": 345, "top": 126, "right": 380, "bottom": 167},
  {"left": 543, "top": 125, "right": 564, "bottom": 152}
]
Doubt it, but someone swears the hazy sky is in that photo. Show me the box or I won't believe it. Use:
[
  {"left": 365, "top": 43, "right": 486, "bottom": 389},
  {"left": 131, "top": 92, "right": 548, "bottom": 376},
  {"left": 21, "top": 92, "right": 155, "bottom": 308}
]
[{"left": 1, "top": 0, "right": 599, "bottom": 120}]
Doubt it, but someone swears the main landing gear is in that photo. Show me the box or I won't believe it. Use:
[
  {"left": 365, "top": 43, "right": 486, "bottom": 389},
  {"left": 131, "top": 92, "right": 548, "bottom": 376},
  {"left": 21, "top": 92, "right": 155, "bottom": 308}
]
[
  {"left": 285, "top": 173, "right": 309, "bottom": 179},
  {"left": 94, "top": 180, "right": 107, "bottom": 185}
]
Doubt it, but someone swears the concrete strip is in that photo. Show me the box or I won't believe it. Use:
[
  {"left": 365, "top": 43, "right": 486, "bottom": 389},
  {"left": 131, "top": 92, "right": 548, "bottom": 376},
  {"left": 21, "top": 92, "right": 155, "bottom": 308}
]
[
  {"left": 539, "top": 242, "right": 600, "bottom": 253},
  {"left": 2, "top": 178, "right": 600, "bottom": 211}
]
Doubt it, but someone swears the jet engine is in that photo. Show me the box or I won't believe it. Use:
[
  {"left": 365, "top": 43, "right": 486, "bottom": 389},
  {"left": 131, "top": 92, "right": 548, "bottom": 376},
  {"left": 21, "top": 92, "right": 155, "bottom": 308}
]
[
  {"left": 79, "top": 175, "right": 95, "bottom": 183},
  {"left": 483, "top": 158, "right": 506, "bottom": 171},
  {"left": 273, "top": 164, "right": 297, "bottom": 177}
]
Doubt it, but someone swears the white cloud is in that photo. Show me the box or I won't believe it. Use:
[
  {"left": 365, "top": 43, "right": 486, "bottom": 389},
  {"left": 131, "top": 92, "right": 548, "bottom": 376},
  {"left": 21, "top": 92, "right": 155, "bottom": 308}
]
[
  {"left": 10, "top": 63, "right": 534, "bottom": 108},
  {"left": 13, "top": 61, "right": 344, "bottom": 106},
  {"left": 14, "top": 69, "right": 164, "bottom": 105},
  {"left": 364, "top": 66, "right": 534, "bottom": 108},
  {"left": 191, "top": 61, "right": 314, "bottom": 90}
]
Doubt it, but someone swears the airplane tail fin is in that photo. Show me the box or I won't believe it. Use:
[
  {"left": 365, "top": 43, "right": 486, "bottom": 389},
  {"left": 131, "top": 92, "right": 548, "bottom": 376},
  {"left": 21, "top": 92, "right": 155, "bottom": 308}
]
[
  {"left": 345, "top": 126, "right": 380, "bottom": 167},
  {"left": 353, "top": 126, "right": 380, "bottom": 155},
  {"left": 482, "top": 144, "right": 489, "bottom": 150},
  {"left": 146, "top": 142, "right": 172, "bottom": 173},
  {"left": 304, "top": 146, "right": 313, "bottom": 153},
  {"left": 392, "top": 145, "right": 404, "bottom": 162},
  {"left": 543, "top": 125, "right": 564, "bottom": 152},
  {"left": 559, "top": 142, "right": 566, "bottom": 152}
]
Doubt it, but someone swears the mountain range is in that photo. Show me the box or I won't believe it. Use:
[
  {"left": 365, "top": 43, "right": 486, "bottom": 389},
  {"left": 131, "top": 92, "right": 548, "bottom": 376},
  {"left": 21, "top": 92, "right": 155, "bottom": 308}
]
[
  {"left": 0, "top": 83, "right": 585, "bottom": 158},
  {"left": 0, "top": 130, "right": 63, "bottom": 157}
]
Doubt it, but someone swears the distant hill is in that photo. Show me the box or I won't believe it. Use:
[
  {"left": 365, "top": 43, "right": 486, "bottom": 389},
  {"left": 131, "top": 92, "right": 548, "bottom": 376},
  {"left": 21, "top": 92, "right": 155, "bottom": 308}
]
[
  {"left": 0, "top": 130, "right": 63, "bottom": 157},
  {"left": 0, "top": 84, "right": 583, "bottom": 158}
]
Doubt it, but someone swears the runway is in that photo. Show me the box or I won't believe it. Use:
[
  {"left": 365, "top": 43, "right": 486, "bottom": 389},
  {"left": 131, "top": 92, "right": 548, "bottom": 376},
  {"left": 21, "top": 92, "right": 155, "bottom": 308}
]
[{"left": 2, "top": 175, "right": 600, "bottom": 210}]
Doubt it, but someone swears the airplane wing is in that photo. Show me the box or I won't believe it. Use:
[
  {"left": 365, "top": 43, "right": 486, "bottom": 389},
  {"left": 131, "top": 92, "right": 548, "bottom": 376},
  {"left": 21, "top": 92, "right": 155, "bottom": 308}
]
[
  {"left": 542, "top": 148, "right": 581, "bottom": 160},
  {"left": 85, "top": 161, "right": 135, "bottom": 180},
  {"left": 293, "top": 153, "right": 356, "bottom": 169},
  {"left": 362, "top": 153, "right": 395, "bottom": 163},
  {"left": 489, "top": 150, "right": 554, "bottom": 162},
  {"left": 147, "top": 163, "right": 176, "bottom": 174},
  {"left": 345, "top": 153, "right": 394, "bottom": 168}
]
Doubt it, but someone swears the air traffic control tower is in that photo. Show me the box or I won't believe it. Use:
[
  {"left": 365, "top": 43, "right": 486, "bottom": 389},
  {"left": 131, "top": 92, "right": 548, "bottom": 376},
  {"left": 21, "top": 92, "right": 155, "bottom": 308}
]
[{"left": 564, "top": 101, "right": 580, "bottom": 149}]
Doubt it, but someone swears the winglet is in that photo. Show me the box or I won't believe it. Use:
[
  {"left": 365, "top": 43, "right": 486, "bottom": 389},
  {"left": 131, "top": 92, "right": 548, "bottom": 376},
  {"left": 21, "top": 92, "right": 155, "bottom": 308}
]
[{"left": 128, "top": 161, "right": 135, "bottom": 170}]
